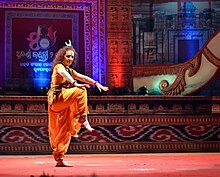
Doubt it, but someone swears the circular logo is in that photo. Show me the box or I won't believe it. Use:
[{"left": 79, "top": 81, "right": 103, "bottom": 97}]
[{"left": 39, "top": 37, "right": 51, "bottom": 50}]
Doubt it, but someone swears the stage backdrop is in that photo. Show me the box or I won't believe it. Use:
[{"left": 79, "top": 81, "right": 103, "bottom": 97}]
[{"left": 5, "top": 11, "right": 80, "bottom": 89}]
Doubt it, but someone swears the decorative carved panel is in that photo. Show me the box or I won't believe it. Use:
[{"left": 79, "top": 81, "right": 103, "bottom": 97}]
[{"left": 107, "top": 0, "right": 133, "bottom": 93}]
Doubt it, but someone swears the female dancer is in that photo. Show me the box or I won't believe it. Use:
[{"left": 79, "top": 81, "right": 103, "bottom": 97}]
[{"left": 48, "top": 42, "right": 108, "bottom": 167}]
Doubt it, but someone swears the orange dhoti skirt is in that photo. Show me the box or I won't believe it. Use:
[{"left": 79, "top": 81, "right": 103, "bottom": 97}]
[{"left": 48, "top": 87, "right": 89, "bottom": 161}]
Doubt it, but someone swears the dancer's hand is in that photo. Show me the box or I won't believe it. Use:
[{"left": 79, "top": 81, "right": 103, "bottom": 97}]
[{"left": 95, "top": 82, "right": 109, "bottom": 92}]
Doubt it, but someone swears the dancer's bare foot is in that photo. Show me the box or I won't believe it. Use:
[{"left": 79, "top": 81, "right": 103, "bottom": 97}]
[
  {"left": 79, "top": 116, "right": 94, "bottom": 132},
  {"left": 55, "top": 159, "right": 73, "bottom": 167},
  {"left": 82, "top": 120, "right": 94, "bottom": 132},
  {"left": 73, "top": 134, "right": 79, "bottom": 138}
]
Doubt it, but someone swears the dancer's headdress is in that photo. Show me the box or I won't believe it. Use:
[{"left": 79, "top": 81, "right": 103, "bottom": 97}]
[{"left": 65, "top": 40, "right": 72, "bottom": 47}]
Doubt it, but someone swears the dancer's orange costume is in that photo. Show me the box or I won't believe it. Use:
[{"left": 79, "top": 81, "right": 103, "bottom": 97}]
[{"left": 48, "top": 63, "right": 88, "bottom": 161}]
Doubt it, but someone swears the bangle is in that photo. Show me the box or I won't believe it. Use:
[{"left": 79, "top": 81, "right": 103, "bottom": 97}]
[{"left": 93, "top": 81, "right": 98, "bottom": 86}]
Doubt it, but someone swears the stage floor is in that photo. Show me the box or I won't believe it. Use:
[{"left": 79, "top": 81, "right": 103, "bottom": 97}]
[{"left": 0, "top": 153, "right": 219, "bottom": 177}]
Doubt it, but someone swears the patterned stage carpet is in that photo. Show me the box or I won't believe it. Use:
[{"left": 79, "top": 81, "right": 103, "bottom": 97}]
[
  {"left": 1, "top": 96, "right": 220, "bottom": 155},
  {"left": 0, "top": 153, "right": 219, "bottom": 177}
]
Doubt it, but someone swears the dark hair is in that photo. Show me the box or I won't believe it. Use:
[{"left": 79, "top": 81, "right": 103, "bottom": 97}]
[{"left": 51, "top": 46, "right": 78, "bottom": 70}]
